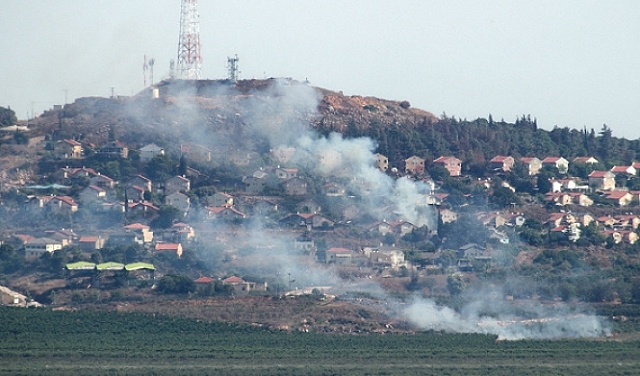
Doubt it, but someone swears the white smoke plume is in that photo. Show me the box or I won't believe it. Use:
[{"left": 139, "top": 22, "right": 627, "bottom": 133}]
[{"left": 130, "top": 78, "right": 609, "bottom": 340}]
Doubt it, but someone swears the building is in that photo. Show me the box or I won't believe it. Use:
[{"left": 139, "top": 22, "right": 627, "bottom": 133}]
[
  {"left": 154, "top": 243, "right": 183, "bottom": 258},
  {"left": 588, "top": 171, "right": 616, "bottom": 191},
  {"left": 24, "top": 238, "right": 62, "bottom": 259},
  {"left": 325, "top": 247, "right": 352, "bottom": 265},
  {"left": 374, "top": 153, "right": 389, "bottom": 172},
  {"left": 519, "top": 157, "right": 542, "bottom": 175},
  {"left": 433, "top": 156, "right": 462, "bottom": 177},
  {"left": 405, "top": 156, "right": 426, "bottom": 175},
  {"left": 139, "top": 143, "right": 165, "bottom": 162},
  {"left": 541, "top": 157, "right": 569, "bottom": 174},
  {"left": 53, "top": 139, "right": 83, "bottom": 159},
  {"left": 164, "top": 175, "right": 190, "bottom": 195},
  {"left": 489, "top": 156, "right": 515, "bottom": 172}
]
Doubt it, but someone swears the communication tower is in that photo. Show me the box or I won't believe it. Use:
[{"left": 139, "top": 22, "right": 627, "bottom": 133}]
[
  {"left": 177, "top": 0, "right": 202, "bottom": 79},
  {"left": 227, "top": 54, "right": 240, "bottom": 82}
]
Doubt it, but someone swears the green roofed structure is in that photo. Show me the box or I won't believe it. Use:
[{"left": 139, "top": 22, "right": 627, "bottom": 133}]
[
  {"left": 96, "top": 262, "right": 125, "bottom": 271},
  {"left": 125, "top": 262, "right": 155, "bottom": 271},
  {"left": 65, "top": 262, "right": 97, "bottom": 270}
]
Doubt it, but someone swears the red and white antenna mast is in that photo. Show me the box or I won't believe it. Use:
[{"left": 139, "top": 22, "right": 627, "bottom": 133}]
[{"left": 177, "top": 0, "right": 202, "bottom": 79}]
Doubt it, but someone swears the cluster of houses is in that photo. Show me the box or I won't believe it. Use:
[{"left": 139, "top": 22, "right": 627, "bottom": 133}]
[{"left": 17, "top": 221, "right": 195, "bottom": 260}]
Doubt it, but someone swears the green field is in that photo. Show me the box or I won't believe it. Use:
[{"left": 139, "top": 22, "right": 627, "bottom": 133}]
[{"left": 0, "top": 307, "right": 639, "bottom": 375}]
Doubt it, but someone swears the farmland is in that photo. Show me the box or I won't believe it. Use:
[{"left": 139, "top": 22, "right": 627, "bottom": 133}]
[{"left": 1, "top": 307, "right": 639, "bottom": 375}]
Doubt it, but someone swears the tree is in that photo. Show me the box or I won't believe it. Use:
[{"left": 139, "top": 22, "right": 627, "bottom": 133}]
[
  {"left": 447, "top": 274, "right": 466, "bottom": 296},
  {"left": 490, "top": 187, "right": 520, "bottom": 208},
  {"left": 13, "top": 131, "right": 29, "bottom": 145},
  {"left": 156, "top": 274, "right": 195, "bottom": 294},
  {"left": 150, "top": 205, "right": 181, "bottom": 229},
  {"left": 0, "top": 106, "right": 17, "bottom": 127}
]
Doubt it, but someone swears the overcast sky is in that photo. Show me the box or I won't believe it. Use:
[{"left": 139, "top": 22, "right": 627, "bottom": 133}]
[{"left": 1, "top": 1, "right": 639, "bottom": 138}]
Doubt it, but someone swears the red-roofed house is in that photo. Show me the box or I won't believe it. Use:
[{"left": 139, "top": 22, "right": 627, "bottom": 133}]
[
  {"left": 588, "top": 170, "right": 616, "bottom": 190},
  {"left": 90, "top": 174, "right": 115, "bottom": 189},
  {"left": 542, "top": 157, "right": 569, "bottom": 173},
  {"left": 47, "top": 196, "right": 78, "bottom": 213},
  {"left": 206, "top": 205, "right": 246, "bottom": 220},
  {"left": 611, "top": 165, "right": 636, "bottom": 176},
  {"left": 78, "top": 236, "right": 106, "bottom": 251},
  {"left": 433, "top": 156, "right": 462, "bottom": 176},
  {"left": 79, "top": 185, "right": 107, "bottom": 204},
  {"left": 124, "top": 223, "right": 154, "bottom": 243},
  {"left": 154, "top": 242, "right": 183, "bottom": 258},
  {"left": 209, "top": 192, "right": 234, "bottom": 207},
  {"left": 489, "top": 156, "right": 515, "bottom": 172},
  {"left": 604, "top": 191, "right": 633, "bottom": 206},
  {"left": 573, "top": 156, "right": 599, "bottom": 165},
  {"left": 53, "top": 139, "right": 83, "bottom": 159}
]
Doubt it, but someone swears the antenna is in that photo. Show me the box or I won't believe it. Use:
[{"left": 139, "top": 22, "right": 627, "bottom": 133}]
[
  {"left": 227, "top": 54, "right": 240, "bottom": 82},
  {"left": 148, "top": 58, "right": 155, "bottom": 85},
  {"left": 177, "top": 0, "right": 202, "bottom": 79},
  {"left": 143, "top": 55, "right": 148, "bottom": 87},
  {"left": 169, "top": 59, "right": 176, "bottom": 79}
]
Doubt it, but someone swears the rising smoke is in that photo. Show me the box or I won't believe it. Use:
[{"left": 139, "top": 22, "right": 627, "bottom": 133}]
[{"left": 132, "top": 78, "right": 609, "bottom": 340}]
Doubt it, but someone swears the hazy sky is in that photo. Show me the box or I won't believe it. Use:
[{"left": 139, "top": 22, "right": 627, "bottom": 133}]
[{"left": 1, "top": 1, "right": 639, "bottom": 138}]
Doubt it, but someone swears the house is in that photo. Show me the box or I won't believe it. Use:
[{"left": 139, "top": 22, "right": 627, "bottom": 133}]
[
  {"left": 280, "top": 213, "right": 334, "bottom": 229},
  {"left": 604, "top": 191, "right": 633, "bottom": 206},
  {"left": 107, "top": 232, "right": 142, "bottom": 246},
  {"left": 155, "top": 242, "right": 183, "bottom": 258},
  {"left": 363, "top": 245, "right": 406, "bottom": 269},
  {"left": 79, "top": 185, "right": 107, "bottom": 205},
  {"left": 457, "top": 243, "right": 487, "bottom": 259},
  {"left": 98, "top": 141, "right": 128, "bottom": 158},
  {"left": 125, "top": 185, "right": 146, "bottom": 202},
  {"left": 439, "top": 209, "right": 458, "bottom": 224},
  {"left": 367, "top": 220, "right": 392, "bottom": 236},
  {"left": 90, "top": 174, "right": 115, "bottom": 189},
  {"left": 222, "top": 275, "right": 267, "bottom": 294},
  {"left": 614, "top": 215, "right": 640, "bottom": 230},
  {"left": 281, "top": 177, "right": 307, "bottom": 196},
  {"left": 128, "top": 175, "right": 153, "bottom": 192},
  {"left": 56, "top": 166, "right": 98, "bottom": 180},
  {"left": 294, "top": 236, "right": 315, "bottom": 253},
  {"left": 322, "top": 181, "right": 346, "bottom": 197},
  {"left": 603, "top": 230, "right": 639, "bottom": 245},
  {"left": 24, "top": 238, "right": 62, "bottom": 259},
  {"left": 180, "top": 142, "right": 211, "bottom": 162},
  {"left": 78, "top": 236, "right": 106, "bottom": 252},
  {"left": 164, "top": 175, "right": 190, "bottom": 195},
  {"left": 573, "top": 156, "right": 599, "bottom": 165},
  {"left": 43, "top": 229, "right": 77, "bottom": 247},
  {"left": 545, "top": 192, "right": 573, "bottom": 206},
  {"left": 162, "top": 222, "right": 195, "bottom": 243},
  {"left": 209, "top": 192, "right": 234, "bottom": 207},
  {"left": 520, "top": 157, "right": 542, "bottom": 175},
  {"left": 252, "top": 198, "right": 279, "bottom": 215},
  {"left": 542, "top": 157, "right": 569, "bottom": 174},
  {"left": 47, "top": 196, "right": 78, "bottom": 213},
  {"left": 433, "top": 156, "right": 462, "bottom": 177},
  {"left": 611, "top": 165, "right": 637, "bottom": 176},
  {"left": 405, "top": 156, "right": 425, "bottom": 175},
  {"left": 325, "top": 248, "right": 352, "bottom": 265},
  {"left": 206, "top": 205, "right": 247, "bottom": 220},
  {"left": 374, "top": 153, "right": 389, "bottom": 172},
  {"left": 489, "top": 156, "right": 515, "bottom": 172},
  {"left": 129, "top": 201, "right": 160, "bottom": 216},
  {"left": 165, "top": 191, "right": 190, "bottom": 215},
  {"left": 390, "top": 221, "right": 416, "bottom": 236},
  {"left": 53, "top": 139, "right": 83, "bottom": 159},
  {"left": 597, "top": 215, "right": 617, "bottom": 228},
  {"left": 569, "top": 192, "right": 594, "bottom": 207},
  {"left": 588, "top": 171, "right": 616, "bottom": 191},
  {"left": 275, "top": 167, "right": 298, "bottom": 180},
  {"left": 123, "top": 223, "right": 154, "bottom": 243},
  {"left": 139, "top": 143, "right": 164, "bottom": 162},
  {"left": 194, "top": 276, "right": 214, "bottom": 292}
]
